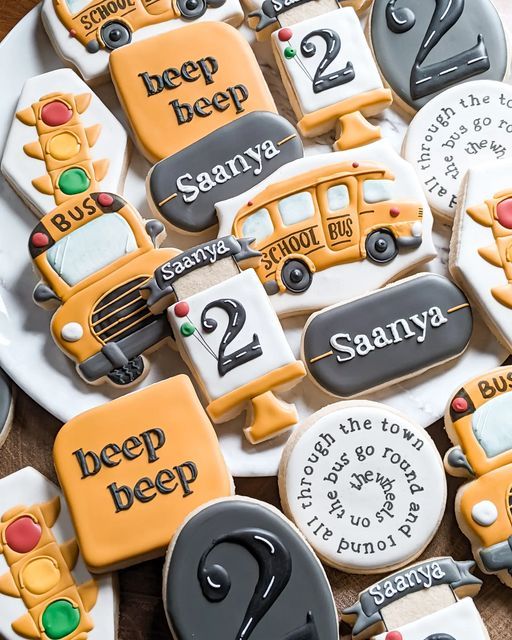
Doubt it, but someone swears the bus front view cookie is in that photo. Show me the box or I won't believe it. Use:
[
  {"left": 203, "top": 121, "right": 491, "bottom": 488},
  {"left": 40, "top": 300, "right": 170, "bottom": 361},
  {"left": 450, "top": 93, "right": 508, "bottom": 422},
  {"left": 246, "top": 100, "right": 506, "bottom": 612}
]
[
  {"left": 403, "top": 80, "right": 512, "bottom": 222},
  {"left": 303, "top": 273, "right": 472, "bottom": 398},
  {"left": 0, "top": 467, "right": 117, "bottom": 640},
  {"left": 444, "top": 365, "right": 512, "bottom": 588},
  {"left": 279, "top": 401, "right": 447, "bottom": 573},
  {"left": 164, "top": 497, "right": 339, "bottom": 640},
  {"left": 1, "top": 69, "right": 128, "bottom": 219},
  {"left": 369, "top": 0, "right": 509, "bottom": 113}
]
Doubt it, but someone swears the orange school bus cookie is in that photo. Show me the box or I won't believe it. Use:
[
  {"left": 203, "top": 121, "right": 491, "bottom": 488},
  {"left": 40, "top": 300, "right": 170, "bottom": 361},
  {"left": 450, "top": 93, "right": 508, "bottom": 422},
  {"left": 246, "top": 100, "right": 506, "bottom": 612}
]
[{"left": 53, "top": 376, "right": 233, "bottom": 573}]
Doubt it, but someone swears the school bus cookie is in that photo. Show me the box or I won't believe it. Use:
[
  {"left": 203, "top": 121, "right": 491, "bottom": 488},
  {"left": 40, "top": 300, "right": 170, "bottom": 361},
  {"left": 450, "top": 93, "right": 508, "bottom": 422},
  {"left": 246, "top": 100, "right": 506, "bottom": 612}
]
[
  {"left": 143, "top": 236, "right": 306, "bottom": 444},
  {"left": 1, "top": 69, "right": 129, "bottom": 219},
  {"left": 109, "top": 23, "right": 276, "bottom": 163},
  {"left": 444, "top": 365, "right": 512, "bottom": 588},
  {"left": 0, "top": 467, "right": 117, "bottom": 640},
  {"left": 164, "top": 497, "right": 339, "bottom": 639},
  {"left": 29, "top": 191, "right": 178, "bottom": 387},
  {"left": 53, "top": 376, "right": 233, "bottom": 572},
  {"left": 342, "top": 556, "right": 486, "bottom": 640},
  {"left": 41, "top": 0, "right": 244, "bottom": 84}
]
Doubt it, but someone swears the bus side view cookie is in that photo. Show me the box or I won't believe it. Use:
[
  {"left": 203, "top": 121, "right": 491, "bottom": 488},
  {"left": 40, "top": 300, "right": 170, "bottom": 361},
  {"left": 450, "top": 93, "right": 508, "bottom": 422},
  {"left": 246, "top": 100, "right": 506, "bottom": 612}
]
[
  {"left": 1, "top": 69, "right": 129, "bottom": 219},
  {"left": 444, "top": 365, "right": 512, "bottom": 588},
  {"left": 164, "top": 497, "right": 339, "bottom": 640},
  {"left": 29, "top": 192, "right": 178, "bottom": 387},
  {"left": 0, "top": 370, "right": 14, "bottom": 450}
]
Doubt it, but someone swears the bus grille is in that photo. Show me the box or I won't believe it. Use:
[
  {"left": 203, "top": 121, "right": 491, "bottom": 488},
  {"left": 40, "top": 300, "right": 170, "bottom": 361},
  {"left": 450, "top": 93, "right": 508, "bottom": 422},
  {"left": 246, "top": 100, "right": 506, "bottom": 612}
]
[
  {"left": 91, "top": 277, "right": 155, "bottom": 344},
  {"left": 418, "top": 207, "right": 423, "bottom": 219}
]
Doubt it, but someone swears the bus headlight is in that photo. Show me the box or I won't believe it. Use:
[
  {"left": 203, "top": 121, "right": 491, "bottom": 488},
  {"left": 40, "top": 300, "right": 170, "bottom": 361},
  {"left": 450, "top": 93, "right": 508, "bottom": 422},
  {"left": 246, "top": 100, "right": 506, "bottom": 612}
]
[
  {"left": 411, "top": 221, "right": 422, "bottom": 238},
  {"left": 61, "top": 322, "right": 83, "bottom": 343},
  {"left": 471, "top": 500, "right": 498, "bottom": 527}
]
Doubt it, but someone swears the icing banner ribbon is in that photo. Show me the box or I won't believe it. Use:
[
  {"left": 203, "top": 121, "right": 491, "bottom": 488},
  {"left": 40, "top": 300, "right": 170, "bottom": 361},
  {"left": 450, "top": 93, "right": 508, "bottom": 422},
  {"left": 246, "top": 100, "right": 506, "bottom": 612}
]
[{"left": 250, "top": 0, "right": 323, "bottom": 31}]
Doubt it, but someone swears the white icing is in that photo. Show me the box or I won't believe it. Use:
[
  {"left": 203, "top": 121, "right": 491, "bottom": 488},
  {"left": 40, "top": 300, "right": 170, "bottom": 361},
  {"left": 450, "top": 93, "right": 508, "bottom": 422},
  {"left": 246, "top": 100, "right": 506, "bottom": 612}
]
[
  {"left": 61, "top": 322, "right": 84, "bottom": 342},
  {"left": 272, "top": 8, "right": 384, "bottom": 116},
  {"left": 216, "top": 140, "right": 437, "bottom": 317},
  {"left": 278, "top": 191, "right": 315, "bottom": 226},
  {"left": 169, "top": 270, "right": 297, "bottom": 411},
  {"left": 374, "top": 598, "right": 488, "bottom": 640},
  {"left": 471, "top": 393, "right": 512, "bottom": 458},
  {"left": 326, "top": 184, "right": 349, "bottom": 211},
  {"left": 0, "top": 69, "right": 128, "bottom": 218},
  {"left": 282, "top": 402, "right": 446, "bottom": 571},
  {"left": 471, "top": 500, "right": 499, "bottom": 527},
  {"left": 0, "top": 468, "right": 116, "bottom": 640},
  {"left": 46, "top": 213, "right": 137, "bottom": 286},
  {"left": 403, "top": 80, "right": 512, "bottom": 220}
]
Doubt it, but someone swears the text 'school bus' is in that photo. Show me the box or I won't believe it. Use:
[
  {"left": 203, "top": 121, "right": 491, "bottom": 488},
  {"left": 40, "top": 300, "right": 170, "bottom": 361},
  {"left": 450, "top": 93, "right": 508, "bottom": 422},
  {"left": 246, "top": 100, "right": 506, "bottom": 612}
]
[
  {"left": 29, "top": 192, "right": 178, "bottom": 386},
  {"left": 232, "top": 162, "right": 424, "bottom": 295},
  {"left": 54, "top": 0, "right": 225, "bottom": 54}
]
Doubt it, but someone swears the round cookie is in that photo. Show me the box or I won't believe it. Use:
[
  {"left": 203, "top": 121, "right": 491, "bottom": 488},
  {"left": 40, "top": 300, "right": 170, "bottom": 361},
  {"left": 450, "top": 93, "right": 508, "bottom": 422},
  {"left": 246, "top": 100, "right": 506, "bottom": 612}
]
[
  {"left": 0, "top": 369, "right": 14, "bottom": 448},
  {"left": 369, "top": 0, "right": 509, "bottom": 113},
  {"left": 279, "top": 401, "right": 447, "bottom": 574},
  {"left": 402, "top": 80, "right": 512, "bottom": 222}
]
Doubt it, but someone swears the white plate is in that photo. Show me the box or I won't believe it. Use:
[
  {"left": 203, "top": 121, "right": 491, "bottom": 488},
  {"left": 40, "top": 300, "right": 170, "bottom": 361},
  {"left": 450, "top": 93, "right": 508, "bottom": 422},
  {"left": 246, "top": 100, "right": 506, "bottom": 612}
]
[{"left": 0, "top": 5, "right": 507, "bottom": 477}]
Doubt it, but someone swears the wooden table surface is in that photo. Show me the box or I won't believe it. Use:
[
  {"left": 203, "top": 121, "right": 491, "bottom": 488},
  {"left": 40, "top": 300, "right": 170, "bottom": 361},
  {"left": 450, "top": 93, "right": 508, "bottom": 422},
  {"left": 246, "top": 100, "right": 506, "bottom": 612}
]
[{"left": 0, "top": 1, "right": 511, "bottom": 638}]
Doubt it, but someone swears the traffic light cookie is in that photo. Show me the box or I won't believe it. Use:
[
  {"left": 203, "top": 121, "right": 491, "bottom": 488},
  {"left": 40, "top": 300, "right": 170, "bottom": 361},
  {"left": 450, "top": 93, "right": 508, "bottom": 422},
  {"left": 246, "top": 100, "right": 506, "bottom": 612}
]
[
  {"left": 2, "top": 69, "right": 129, "bottom": 219},
  {"left": 53, "top": 376, "right": 233, "bottom": 572},
  {"left": 0, "top": 467, "right": 117, "bottom": 640}
]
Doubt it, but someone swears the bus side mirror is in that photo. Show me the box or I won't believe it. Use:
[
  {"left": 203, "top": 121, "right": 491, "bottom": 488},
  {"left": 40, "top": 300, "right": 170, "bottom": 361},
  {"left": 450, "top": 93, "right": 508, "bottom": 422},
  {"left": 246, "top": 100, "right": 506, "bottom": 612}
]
[
  {"left": 445, "top": 446, "right": 474, "bottom": 478},
  {"left": 33, "top": 283, "right": 61, "bottom": 306},
  {"left": 145, "top": 220, "right": 165, "bottom": 247}
]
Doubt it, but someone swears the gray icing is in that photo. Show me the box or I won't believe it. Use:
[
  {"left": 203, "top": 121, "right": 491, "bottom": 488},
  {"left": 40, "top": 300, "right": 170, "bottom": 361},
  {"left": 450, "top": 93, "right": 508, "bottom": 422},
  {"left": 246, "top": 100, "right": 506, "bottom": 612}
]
[
  {"left": 370, "top": 0, "right": 508, "bottom": 110},
  {"left": 0, "top": 370, "right": 12, "bottom": 441},
  {"left": 148, "top": 112, "right": 303, "bottom": 233},
  {"left": 165, "top": 499, "right": 338, "bottom": 640},
  {"left": 303, "top": 274, "right": 473, "bottom": 398}
]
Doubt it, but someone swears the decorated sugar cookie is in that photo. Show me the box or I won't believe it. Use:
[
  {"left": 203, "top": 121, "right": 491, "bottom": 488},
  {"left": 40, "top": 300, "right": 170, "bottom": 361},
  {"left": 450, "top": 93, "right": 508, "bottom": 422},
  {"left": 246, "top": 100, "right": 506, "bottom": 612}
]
[
  {"left": 53, "top": 376, "right": 233, "bottom": 572},
  {"left": 1, "top": 69, "right": 129, "bottom": 219},
  {"left": 41, "top": 0, "right": 244, "bottom": 84},
  {"left": 29, "top": 192, "right": 178, "bottom": 387},
  {"left": 164, "top": 497, "right": 339, "bottom": 639},
  {"left": 450, "top": 158, "right": 512, "bottom": 352},
  {"left": 444, "top": 365, "right": 512, "bottom": 588},
  {"left": 217, "top": 139, "right": 436, "bottom": 317},
  {"left": 369, "top": 0, "right": 509, "bottom": 113},
  {"left": 303, "top": 273, "right": 473, "bottom": 398},
  {"left": 271, "top": 6, "right": 392, "bottom": 148},
  {"left": 0, "top": 370, "right": 14, "bottom": 449},
  {"left": 109, "top": 23, "right": 276, "bottom": 163},
  {"left": 343, "top": 557, "right": 486, "bottom": 640},
  {"left": 0, "top": 467, "right": 117, "bottom": 640},
  {"left": 402, "top": 80, "right": 512, "bottom": 222},
  {"left": 279, "top": 401, "right": 447, "bottom": 573},
  {"left": 143, "top": 236, "right": 306, "bottom": 444}
]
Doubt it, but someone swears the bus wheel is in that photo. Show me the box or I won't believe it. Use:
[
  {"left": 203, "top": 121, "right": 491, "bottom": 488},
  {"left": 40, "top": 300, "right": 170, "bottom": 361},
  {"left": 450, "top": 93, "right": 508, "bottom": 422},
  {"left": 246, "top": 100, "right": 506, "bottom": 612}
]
[
  {"left": 107, "top": 356, "right": 145, "bottom": 386},
  {"left": 177, "top": 0, "right": 208, "bottom": 19},
  {"left": 365, "top": 230, "right": 398, "bottom": 264},
  {"left": 101, "top": 22, "right": 132, "bottom": 50},
  {"left": 281, "top": 259, "right": 312, "bottom": 293}
]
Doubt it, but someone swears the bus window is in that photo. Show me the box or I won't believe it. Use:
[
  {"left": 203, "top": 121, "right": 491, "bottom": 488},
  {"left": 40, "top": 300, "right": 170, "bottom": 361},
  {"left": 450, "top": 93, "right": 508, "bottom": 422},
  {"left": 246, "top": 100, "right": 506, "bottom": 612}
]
[
  {"left": 363, "top": 179, "right": 394, "bottom": 204},
  {"left": 472, "top": 393, "right": 512, "bottom": 459},
  {"left": 242, "top": 208, "right": 274, "bottom": 243},
  {"left": 278, "top": 191, "right": 315, "bottom": 226},
  {"left": 327, "top": 184, "right": 350, "bottom": 212},
  {"left": 64, "top": 0, "right": 92, "bottom": 13}
]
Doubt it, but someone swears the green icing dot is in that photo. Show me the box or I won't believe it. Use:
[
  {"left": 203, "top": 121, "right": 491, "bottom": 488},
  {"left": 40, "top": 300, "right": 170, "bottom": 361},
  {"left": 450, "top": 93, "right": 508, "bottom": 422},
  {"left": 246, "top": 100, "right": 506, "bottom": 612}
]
[
  {"left": 180, "top": 322, "right": 196, "bottom": 337},
  {"left": 58, "top": 168, "right": 91, "bottom": 195},
  {"left": 284, "top": 46, "right": 296, "bottom": 59},
  {"left": 42, "top": 600, "right": 81, "bottom": 640}
]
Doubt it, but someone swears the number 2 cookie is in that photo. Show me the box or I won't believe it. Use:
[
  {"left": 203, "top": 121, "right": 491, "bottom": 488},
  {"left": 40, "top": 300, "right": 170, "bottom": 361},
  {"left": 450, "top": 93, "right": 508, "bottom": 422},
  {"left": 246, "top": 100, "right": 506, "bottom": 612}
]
[{"left": 369, "top": 0, "right": 510, "bottom": 113}]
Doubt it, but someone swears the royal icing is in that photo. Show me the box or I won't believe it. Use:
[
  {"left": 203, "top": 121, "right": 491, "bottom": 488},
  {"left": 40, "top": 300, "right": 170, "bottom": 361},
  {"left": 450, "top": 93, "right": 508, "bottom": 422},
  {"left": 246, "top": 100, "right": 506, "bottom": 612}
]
[
  {"left": 279, "top": 401, "right": 447, "bottom": 572},
  {"left": 370, "top": 0, "right": 509, "bottom": 112},
  {"left": 302, "top": 273, "right": 473, "bottom": 398},
  {"left": 164, "top": 497, "right": 339, "bottom": 639},
  {"left": 109, "top": 23, "right": 276, "bottom": 163},
  {"left": 0, "top": 467, "right": 117, "bottom": 640},
  {"left": 41, "top": 0, "right": 244, "bottom": 84},
  {"left": 29, "top": 192, "right": 178, "bottom": 387},
  {"left": 1, "top": 69, "right": 128, "bottom": 219},
  {"left": 53, "top": 376, "right": 233, "bottom": 572},
  {"left": 450, "top": 158, "right": 512, "bottom": 351},
  {"left": 147, "top": 112, "right": 303, "bottom": 234},
  {"left": 217, "top": 139, "right": 436, "bottom": 317},
  {"left": 402, "top": 80, "right": 512, "bottom": 221},
  {"left": 0, "top": 370, "right": 14, "bottom": 449}
]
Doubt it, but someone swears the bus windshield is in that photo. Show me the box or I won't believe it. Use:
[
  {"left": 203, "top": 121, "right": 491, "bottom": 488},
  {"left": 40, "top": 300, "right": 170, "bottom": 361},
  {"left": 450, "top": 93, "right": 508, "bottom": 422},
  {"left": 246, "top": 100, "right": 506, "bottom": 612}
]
[
  {"left": 46, "top": 214, "right": 138, "bottom": 286},
  {"left": 64, "top": 0, "right": 92, "bottom": 13},
  {"left": 471, "top": 393, "right": 512, "bottom": 458}
]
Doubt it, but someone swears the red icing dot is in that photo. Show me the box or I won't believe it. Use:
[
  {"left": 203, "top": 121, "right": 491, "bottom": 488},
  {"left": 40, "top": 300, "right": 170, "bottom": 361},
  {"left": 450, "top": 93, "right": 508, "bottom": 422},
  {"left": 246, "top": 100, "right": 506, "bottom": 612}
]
[
  {"left": 390, "top": 207, "right": 400, "bottom": 218},
  {"left": 174, "top": 302, "right": 190, "bottom": 318},
  {"left": 352, "top": 162, "right": 359, "bottom": 168},
  {"left": 41, "top": 101, "right": 73, "bottom": 127},
  {"left": 69, "top": 29, "right": 77, "bottom": 37},
  {"left": 386, "top": 633, "right": 403, "bottom": 640},
  {"left": 496, "top": 198, "right": 512, "bottom": 229},
  {"left": 5, "top": 517, "right": 42, "bottom": 553},
  {"left": 97, "top": 193, "right": 114, "bottom": 207},
  {"left": 247, "top": 201, "right": 253, "bottom": 207},
  {"left": 32, "top": 232, "right": 50, "bottom": 248},
  {"left": 452, "top": 396, "right": 468, "bottom": 413},
  {"left": 278, "top": 28, "right": 293, "bottom": 41}
]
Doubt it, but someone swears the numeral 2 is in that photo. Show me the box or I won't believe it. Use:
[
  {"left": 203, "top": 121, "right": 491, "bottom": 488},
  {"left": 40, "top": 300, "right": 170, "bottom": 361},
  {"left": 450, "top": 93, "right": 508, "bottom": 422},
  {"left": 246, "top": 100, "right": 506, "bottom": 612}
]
[
  {"left": 385, "top": 0, "right": 490, "bottom": 100},
  {"left": 201, "top": 299, "right": 263, "bottom": 377},
  {"left": 300, "top": 29, "right": 355, "bottom": 94}
]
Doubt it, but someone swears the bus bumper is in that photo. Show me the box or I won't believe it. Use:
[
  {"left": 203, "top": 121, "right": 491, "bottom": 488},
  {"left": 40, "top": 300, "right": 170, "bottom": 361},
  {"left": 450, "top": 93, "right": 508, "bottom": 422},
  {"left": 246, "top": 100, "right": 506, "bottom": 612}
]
[
  {"left": 397, "top": 235, "right": 422, "bottom": 250},
  {"left": 480, "top": 537, "right": 512, "bottom": 574}
]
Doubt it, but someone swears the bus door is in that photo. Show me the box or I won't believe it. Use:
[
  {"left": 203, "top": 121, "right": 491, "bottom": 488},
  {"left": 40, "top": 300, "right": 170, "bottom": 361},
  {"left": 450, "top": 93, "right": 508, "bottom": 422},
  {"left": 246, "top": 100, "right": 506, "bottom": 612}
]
[{"left": 317, "top": 177, "right": 360, "bottom": 258}]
